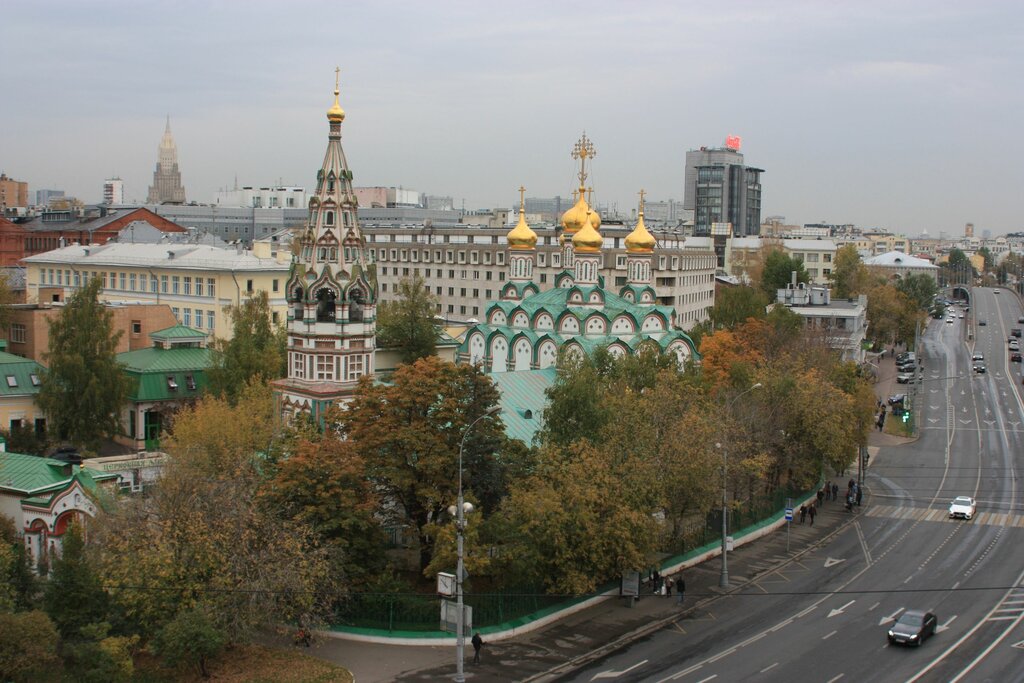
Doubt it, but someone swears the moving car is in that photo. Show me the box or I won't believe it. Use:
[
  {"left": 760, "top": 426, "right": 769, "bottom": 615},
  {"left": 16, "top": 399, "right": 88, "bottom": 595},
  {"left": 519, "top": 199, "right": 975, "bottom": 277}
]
[
  {"left": 958, "top": 313, "right": 965, "bottom": 319},
  {"left": 972, "top": 353, "right": 984, "bottom": 361},
  {"left": 888, "top": 394, "right": 906, "bottom": 406},
  {"left": 1012, "top": 328, "right": 1020, "bottom": 337},
  {"left": 949, "top": 496, "right": 976, "bottom": 520},
  {"left": 979, "top": 320, "right": 988, "bottom": 326},
  {"left": 1013, "top": 353, "right": 1022, "bottom": 363},
  {"left": 1018, "top": 317, "right": 1024, "bottom": 324},
  {"left": 946, "top": 317, "right": 954, "bottom": 324},
  {"left": 896, "top": 372, "right": 915, "bottom": 384},
  {"left": 973, "top": 363, "right": 987, "bottom": 373},
  {"left": 1010, "top": 340, "right": 1020, "bottom": 351},
  {"left": 888, "top": 610, "right": 938, "bottom": 646}
]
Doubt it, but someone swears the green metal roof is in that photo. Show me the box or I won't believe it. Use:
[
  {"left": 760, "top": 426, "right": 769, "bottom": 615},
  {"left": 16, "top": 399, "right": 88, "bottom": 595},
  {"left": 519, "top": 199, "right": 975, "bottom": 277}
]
[
  {"left": 0, "top": 451, "right": 116, "bottom": 496},
  {"left": 150, "top": 324, "right": 208, "bottom": 341},
  {"left": 117, "top": 347, "right": 212, "bottom": 373},
  {"left": 490, "top": 367, "right": 557, "bottom": 446},
  {"left": 117, "top": 347, "right": 212, "bottom": 402},
  {"left": 0, "top": 352, "right": 45, "bottom": 397}
]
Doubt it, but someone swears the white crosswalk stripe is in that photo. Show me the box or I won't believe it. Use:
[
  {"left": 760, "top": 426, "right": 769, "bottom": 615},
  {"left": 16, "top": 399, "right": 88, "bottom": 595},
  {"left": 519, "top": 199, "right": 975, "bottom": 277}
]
[{"left": 863, "top": 505, "right": 1024, "bottom": 528}]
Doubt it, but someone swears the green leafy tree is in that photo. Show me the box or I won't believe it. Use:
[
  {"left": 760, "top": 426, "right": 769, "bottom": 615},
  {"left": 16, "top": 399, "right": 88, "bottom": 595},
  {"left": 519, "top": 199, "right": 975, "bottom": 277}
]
[
  {"left": 0, "top": 271, "right": 14, "bottom": 333},
  {"left": 709, "top": 286, "right": 768, "bottom": 330},
  {"left": 941, "top": 248, "right": 974, "bottom": 287},
  {"left": 376, "top": 275, "right": 439, "bottom": 364},
  {"left": 0, "top": 610, "right": 61, "bottom": 683},
  {"left": 896, "top": 273, "right": 939, "bottom": 311},
  {"left": 207, "top": 291, "right": 286, "bottom": 403},
  {"left": 537, "top": 352, "right": 612, "bottom": 449},
  {"left": 36, "top": 278, "right": 129, "bottom": 449},
  {"left": 760, "top": 249, "right": 809, "bottom": 298},
  {"left": 0, "top": 516, "right": 36, "bottom": 611},
  {"left": 62, "top": 622, "right": 137, "bottom": 683},
  {"left": 42, "top": 525, "right": 109, "bottom": 639},
  {"left": 829, "top": 245, "right": 872, "bottom": 298},
  {"left": 977, "top": 246, "right": 994, "bottom": 272},
  {"left": 151, "top": 605, "right": 226, "bottom": 678},
  {"left": 340, "top": 356, "right": 505, "bottom": 572}
]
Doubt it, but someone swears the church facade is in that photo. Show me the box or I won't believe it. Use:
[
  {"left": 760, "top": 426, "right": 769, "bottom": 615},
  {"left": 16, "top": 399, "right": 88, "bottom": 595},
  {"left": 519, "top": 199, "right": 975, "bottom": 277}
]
[
  {"left": 271, "top": 72, "right": 378, "bottom": 421},
  {"left": 458, "top": 136, "right": 698, "bottom": 372}
]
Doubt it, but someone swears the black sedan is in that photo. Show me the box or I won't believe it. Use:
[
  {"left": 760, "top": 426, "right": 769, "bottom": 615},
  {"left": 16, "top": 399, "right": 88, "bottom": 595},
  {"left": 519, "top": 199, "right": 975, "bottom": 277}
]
[{"left": 888, "top": 610, "right": 937, "bottom": 646}]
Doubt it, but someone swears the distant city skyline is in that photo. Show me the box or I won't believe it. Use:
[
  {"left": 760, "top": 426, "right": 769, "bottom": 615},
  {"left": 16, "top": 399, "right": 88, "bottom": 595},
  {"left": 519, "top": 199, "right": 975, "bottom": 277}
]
[{"left": 3, "top": 1, "right": 1022, "bottom": 235}]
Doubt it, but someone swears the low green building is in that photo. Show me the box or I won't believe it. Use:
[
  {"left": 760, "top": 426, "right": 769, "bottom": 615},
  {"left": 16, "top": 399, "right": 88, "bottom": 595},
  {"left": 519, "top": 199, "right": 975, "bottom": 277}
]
[{"left": 116, "top": 325, "right": 211, "bottom": 450}]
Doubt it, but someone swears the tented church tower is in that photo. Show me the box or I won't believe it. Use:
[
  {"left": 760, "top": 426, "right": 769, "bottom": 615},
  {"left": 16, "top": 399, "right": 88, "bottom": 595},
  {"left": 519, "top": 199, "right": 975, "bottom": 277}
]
[{"left": 272, "top": 70, "right": 378, "bottom": 421}]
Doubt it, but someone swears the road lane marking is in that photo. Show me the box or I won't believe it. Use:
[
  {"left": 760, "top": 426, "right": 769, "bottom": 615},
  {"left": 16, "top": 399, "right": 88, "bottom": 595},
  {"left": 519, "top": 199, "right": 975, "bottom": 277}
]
[
  {"left": 827, "top": 675, "right": 844, "bottom": 683},
  {"left": 591, "top": 660, "right": 648, "bottom": 680},
  {"left": 822, "top": 629, "right": 838, "bottom": 640},
  {"left": 824, "top": 557, "right": 845, "bottom": 567},
  {"left": 759, "top": 663, "right": 779, "bottom": 673},
  {"left": 696, "top": 676, "right": 717, "bottom": 683},
  {"left": 828, "top": 600, "right": 855, "bottom": 617},
  {"left": 879, "top": 608, "right": 904, "bottom": 626},
  {"left": 936, "top": 615, "right": 957, "bottom": 633}
]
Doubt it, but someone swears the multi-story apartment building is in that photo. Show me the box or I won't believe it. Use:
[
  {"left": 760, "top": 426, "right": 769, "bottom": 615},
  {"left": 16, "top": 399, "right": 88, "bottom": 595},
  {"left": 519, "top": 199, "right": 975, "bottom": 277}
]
[
  {"left": 724, "top": 237, "right": 837, "bottom": 286},
  {"left": 21, "top": 241, "right": 290, "bottom": 338},
  {"left": 359, "top": 222, "right": 716, "bottom": 330}
]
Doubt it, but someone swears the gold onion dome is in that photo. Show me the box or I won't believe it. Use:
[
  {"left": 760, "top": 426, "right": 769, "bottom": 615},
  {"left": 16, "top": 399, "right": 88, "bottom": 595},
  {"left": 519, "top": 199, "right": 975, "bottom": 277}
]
[
  {"left": 625, "top": 212, "right": 656, "bottom": 253},
  {"left": 560, "top": 189, "right": 590, "bottom": 234},
  {"left": 588, "top": 207, "right": 602, "bottom": 231},
  {"left": 507, "top": 210, "right": 537, "bottom": 250},
  {"left": 572, "top": 211, "right": 603, "bottom": 253},
  {"left": 327, "top": 86, "right": 346, "bottom": 122}
]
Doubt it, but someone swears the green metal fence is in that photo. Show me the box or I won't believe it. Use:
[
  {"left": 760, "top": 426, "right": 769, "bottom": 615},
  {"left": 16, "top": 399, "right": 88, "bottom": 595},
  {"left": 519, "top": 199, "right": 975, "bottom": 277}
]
[{"left": 332, "top": 482, "right": 816, "bottom": 633}]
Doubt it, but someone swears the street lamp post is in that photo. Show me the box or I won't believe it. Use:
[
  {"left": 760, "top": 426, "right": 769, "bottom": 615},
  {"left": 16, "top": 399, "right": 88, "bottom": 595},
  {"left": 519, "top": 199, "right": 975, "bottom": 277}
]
[
  {"left": 454, "top": 404, "right": 500, "bottom": 683},
  {"left": 718, "top": 382, "right": 762, "bottom": 589}
]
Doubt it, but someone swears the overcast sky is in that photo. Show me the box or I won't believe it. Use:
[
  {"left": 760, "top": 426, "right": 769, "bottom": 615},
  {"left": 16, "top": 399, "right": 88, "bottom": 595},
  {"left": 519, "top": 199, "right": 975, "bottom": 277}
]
[{"left": 4, "top": 0, "right": 1023, "bottom": 235}]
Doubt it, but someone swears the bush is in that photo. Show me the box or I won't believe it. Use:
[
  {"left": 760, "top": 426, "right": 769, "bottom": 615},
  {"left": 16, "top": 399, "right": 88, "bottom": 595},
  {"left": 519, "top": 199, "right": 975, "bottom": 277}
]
[
  {"left": 152, "top": 605, "right": 226, "bottom": 678},
  {"left": 0, "top": 610, "right": 60, "bottom": 682}
]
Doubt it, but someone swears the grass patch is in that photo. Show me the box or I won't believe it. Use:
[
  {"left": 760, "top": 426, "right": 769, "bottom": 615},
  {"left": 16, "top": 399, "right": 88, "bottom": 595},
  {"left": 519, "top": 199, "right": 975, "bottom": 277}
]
[
  {"left": 132, "top": 643, "right": 353, "bottom": 683},
  {"left": 884, "top": 414, "right": 914, "bottom": 437}
]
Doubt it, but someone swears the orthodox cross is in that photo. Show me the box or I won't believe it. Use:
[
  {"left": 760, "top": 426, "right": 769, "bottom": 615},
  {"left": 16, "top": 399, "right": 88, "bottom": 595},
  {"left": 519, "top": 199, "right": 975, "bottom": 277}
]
[{"left": 571, "top": 133, "right": 596, "bottom": 187}]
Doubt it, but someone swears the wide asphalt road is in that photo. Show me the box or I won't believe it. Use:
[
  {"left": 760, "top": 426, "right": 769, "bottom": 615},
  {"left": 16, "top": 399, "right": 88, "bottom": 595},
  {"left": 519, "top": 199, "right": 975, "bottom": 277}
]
[{"left": 561, "top": 288, "right": 1024, "bottom": 683}]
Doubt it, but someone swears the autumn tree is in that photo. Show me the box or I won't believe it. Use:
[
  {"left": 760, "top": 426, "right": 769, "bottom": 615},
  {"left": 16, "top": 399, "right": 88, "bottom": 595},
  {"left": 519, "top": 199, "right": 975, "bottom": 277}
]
[
  {"left": 697, "top": 329, "right": 762, "bottom": 391},
  {"left": 0, "top": 271, "right": 14, "bottom": 333},
  {"left": 828, "top": 245, "right": 872, "bottom": 299},
  {"left": 865, "top": 283, "right": 918, "bottom": 347},
  {"left": 760, "top": 249, "right": 809, "bottom": 298},
  {"left": 37, "top": 277, "right": 129, "bottom": 450},
  {"left": 0, "top": 611, "right": 60, "bottom": 682},
  {"left": 93, "top": 384, "right": 333, "bottom": 642},
  {"left": 537, "top": 351, "right": 612, "bottom": 449},
  {"left": 340, "top": 356, "right": 505, "bottom": 572},
  {"left": 376, "top": 274, "right": 438, "bottom": 364},
  {"left": 260, "top": 435, "right": 385, "bottom": 587},
  {"left": 495, "top": 442, "right": 659, "bottom": 594},
  {"left": 207, "top": 291, "right": 286, "bottom": 403}
]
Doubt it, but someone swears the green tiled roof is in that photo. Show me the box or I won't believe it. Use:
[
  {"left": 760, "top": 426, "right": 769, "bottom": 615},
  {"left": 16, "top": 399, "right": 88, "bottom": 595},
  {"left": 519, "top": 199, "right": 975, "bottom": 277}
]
[
  {"left": 0, "top": 352, "right": 45, "bottom": 397},
  {"left": 150, "top": 324, "right": 207, "bottom": 341},
  {"left": 490, "top": 367, "right": 557, "bottom": 445},
  {"left": 0, "top": 451, "right": 116, "bottom": 496}
]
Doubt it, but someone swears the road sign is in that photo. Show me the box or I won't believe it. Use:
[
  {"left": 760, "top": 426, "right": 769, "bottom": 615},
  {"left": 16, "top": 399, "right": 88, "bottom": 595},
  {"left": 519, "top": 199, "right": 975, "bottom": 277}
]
[{"left": 785, "top": 508, "right": 794, "bottom": 521}]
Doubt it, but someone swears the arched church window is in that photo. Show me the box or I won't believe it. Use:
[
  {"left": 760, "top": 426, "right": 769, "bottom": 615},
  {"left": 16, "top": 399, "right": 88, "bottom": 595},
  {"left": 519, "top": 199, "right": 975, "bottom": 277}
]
[
  {"left": 326, "top": 211, "right": 335, "bottom": 226},
  {"left": 329, "top": 247, "right": 337, "bottom": 262},
  {"left": 316, "top": 289, "right": 336, "bottom": 323},
  {"left": 349, "top": 288, "right": 365, "bottom": 322},
  {"left": 327, "top": 175, "right": 335, "bottom": 192},
  {"left": 292, "top": 287, "right": 304, "bottom": 320},
  {"left": 318, "top": 247, "right": 327, "bottom": 261}
]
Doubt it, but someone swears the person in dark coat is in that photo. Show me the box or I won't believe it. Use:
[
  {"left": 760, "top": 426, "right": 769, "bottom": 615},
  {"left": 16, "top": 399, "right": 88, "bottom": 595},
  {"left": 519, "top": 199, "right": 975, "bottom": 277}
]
[
  {"left": 808, "top": 503, "right": 816, "bottom": 526},
  {"left": 799, "top": 504, "right": 807, "bottom": 523},
  {"left": 472, "top": 632, "right": 484, "bottom": 664},
  {"left": 675, "top": 576, "right": 685, "bottom": 605}
]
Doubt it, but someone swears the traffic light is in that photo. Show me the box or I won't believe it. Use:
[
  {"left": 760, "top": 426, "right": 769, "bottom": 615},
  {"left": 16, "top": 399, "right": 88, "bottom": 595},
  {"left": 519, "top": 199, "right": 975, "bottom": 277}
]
[{"left": 901, "top": 409, "right": 910, "bottom": 423}]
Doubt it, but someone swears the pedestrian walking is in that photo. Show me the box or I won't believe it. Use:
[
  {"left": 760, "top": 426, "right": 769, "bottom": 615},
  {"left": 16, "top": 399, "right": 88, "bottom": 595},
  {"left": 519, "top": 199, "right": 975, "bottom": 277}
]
[
  {"left": 675, "top": 576, "right": 685, "bottom": 605},
  {"left": 832, "top": 483, "right": 839, "bottom": 501},
  {"left": 817, "top": 488, "right": 825, "bottom": 506},
  {"left": 472, "top": 632, "right": 484, "bottom": 664},
  {"left": 665, "top": 577, "right": 672, "bottom": 597},
  {"left": 799, "top": 504, "right": 807, "bottom": 524},
  {"left": 808, "top": 503, "right": 816, "bottom": 526},
  {"left": 856, "top": 487, "right": 863, "bottom": 506}
]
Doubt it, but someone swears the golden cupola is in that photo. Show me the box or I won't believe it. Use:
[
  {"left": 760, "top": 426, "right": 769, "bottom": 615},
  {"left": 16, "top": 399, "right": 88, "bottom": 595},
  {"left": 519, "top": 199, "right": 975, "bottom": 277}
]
[
  {"left": 586, "top": 187, "right": 601, "bottom": 231},
  {"left": 625, "top": 209, "right": 655, "bottom": 253},
  {"left": 560, "top": 187, "right": 590, "bottom": 235},
  {"left": 326, "top": 68, "right": 346, "bottom": 123},
  {"left": 573, "top": 210, "right": 603, "bottom": 253},
  {"left": 507, "top": 186, "right": 537, "bottom": 250}
]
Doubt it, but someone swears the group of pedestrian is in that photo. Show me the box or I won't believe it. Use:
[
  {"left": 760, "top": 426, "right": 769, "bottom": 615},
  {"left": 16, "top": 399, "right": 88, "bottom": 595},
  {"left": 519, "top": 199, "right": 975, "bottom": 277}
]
[
  {"left": 797, "top": 502, "right": 817, "bottom": 526},
  {"left": 845, "top": 478, "right": 863, "bottom": 511},
  {"left": 649, "top": 569, "right": 687, "bottom": 605},
  {"left": 821, "top": 480, "right": 840, "bottom": 502}
]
